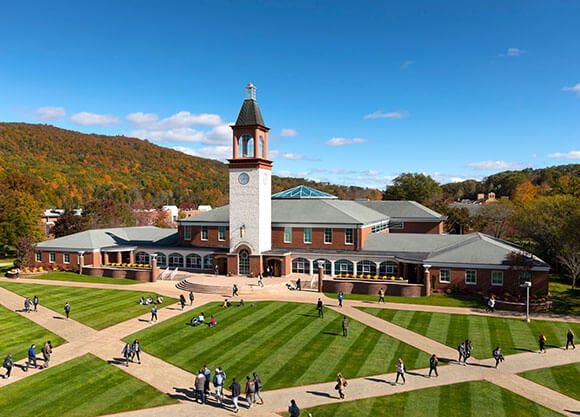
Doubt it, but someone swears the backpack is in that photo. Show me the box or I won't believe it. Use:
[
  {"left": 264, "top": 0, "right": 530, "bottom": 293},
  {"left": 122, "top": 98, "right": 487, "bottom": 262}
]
[
  {"left": 214, "top": 372, "right": 223, "bottom": 386},
  {"left": 247, "top": 380, "right": 256, "bottom": 392},
  {"left": 255, "top": 375, "right": 262, "bottom": 389}
]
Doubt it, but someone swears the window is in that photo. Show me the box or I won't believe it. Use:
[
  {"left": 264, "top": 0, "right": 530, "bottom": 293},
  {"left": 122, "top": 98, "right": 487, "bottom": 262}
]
[
  {"left": 49, "top": 253, "right": 55, "bottom": 263},
  {"left": 304, "top": 227, "right": 312, "bottom": 244},
  {"left": 465, "top": 270, "right": 477, "bottom": 285},
  {"left": 186, "top": 254, "right": 201, "bottom": 269},
  {"left": 491, "top": 271, "right": 504, "bottom": 286},
  {"left": 284, "top": 227, "right": 292, "bottom": 243},
  {"left": 371, "top": 222, "right": 388, "bottom": 233},
  {"left": 203, "top": 255, "right": 213, "bottom": 269},
  {"left": 324, "top": 228, "right": 333, "bottom": 244},
  {"left": 259, "top": 135, "right": 264, "bottom": 158},
  {"left": 168, "top": 253, "right": 184, "bottom": 267},
  {"left": 389, "top": 221, "right": 404, "bottom": 229},
  {"left": 335, "top": 259, "right": 354, "bottom": 274},
  {"left": 379, "top": 261, "right": 398, "bottom": 276},
  {"left": 201, "top": 226, "right": 208, "bottom": 241},
  {"left": 136, "top": 252, "right": 149, "bottom": 264},
  {"left": 240, "top": 134, "right": 254, "bottom": 157},
  {"left": 440, "top": 269, "right": 450, "bottom": 283},
  {"left": 218, "top": 226, "right": 226, "bottom": 241},
  {"left": 291, "top": 258, "right": 310, "bottom": 274},
  {"left": 35, "top": 252, "right": 41, "bottom": 262},
  {"left": 345, "top": 228, "right": 354, "bottom": 245},
  {"left": 357, "top": 260, "right": 377, "bottom": 275},
  {"left": 63, "top": 253, "right": 70, "bottom": 264},
  {"left": 519, "top": 271, "right": 532, "bottom": 287},
  {"left": 155, "top": 253, "right": 167, "bottom": 267},
  {"left": 313, "top": 259, "right": 331, "bottom": 275},
  {"left": 183, "top": 226, "right": 192, "bottom": 240},
  {"left": 238, "top": 250, "right": 249, "bottom": 274}
]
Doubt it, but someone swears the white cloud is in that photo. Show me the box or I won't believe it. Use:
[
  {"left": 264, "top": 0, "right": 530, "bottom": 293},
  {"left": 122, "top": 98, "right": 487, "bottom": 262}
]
[
  {"left": 126, "top": 112, "right": 159, "bottom": 127},
  {"left": 35, "top": 106, "right": 66, "bottom": 120},
  {"left": 364, "top": 170, "right": 380, "bottom": 176},
  {"left": 70, "top": 112, "right": 120, "bottom": 126},
  {"left": 324, "top": 137, "right": 367, "bottom": 146},
  {"left": 499, "top": 47, "right": 526, "bottom": 57},
  {"left": 562, "top": 83, "right": 580, "bottom": 97},
  {"left": 429, "top": 172, "right": 481, "bottom": 183},
  {"left": 280, "top": 128, "right": 299, "bottom": 137},
  {"left": 547, "top": 150, "right": 580, "bottom": 159},
  {"left": 269, "top": 150, "right": 305, "bottom": 160},
  {"left": 126, "top": 111, "right": 223, "bottom": 129},
  {"left": 467, "top": 160, "right": 530, "bottom": 170},
  {"left": 364, "top": 111, "right": 408, "bottom": 120},
  {"left": 401, "top": 60, "right": 414, "bottom": 69},
  {"left": 173, "top": 145, "right": 232, "bottom": 161},
  {"left": 132, "top": 124, "right": 231, "bottom": 145}
]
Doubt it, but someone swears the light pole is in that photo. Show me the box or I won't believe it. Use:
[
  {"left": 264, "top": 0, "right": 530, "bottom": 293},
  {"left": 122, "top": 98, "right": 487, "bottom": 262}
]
[{"left": 523, "top": 281, "right": 532, "bottom": 322}]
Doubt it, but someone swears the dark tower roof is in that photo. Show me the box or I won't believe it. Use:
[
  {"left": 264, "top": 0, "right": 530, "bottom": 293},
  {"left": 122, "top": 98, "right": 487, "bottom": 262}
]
[{"left": 234, "top": 83, "right": 267, "bottom": 128}]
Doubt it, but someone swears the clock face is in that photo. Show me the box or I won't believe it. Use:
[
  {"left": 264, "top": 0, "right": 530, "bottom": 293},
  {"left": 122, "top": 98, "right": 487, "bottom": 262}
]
[{"left": 238, "top": 173, "right": 250, "bottom": 185}]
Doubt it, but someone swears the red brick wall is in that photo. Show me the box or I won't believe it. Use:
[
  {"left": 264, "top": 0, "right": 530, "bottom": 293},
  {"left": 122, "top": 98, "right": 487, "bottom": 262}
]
[
  {"left": 272, "top": 227, "right": 359, "bottom": 250},
  {"left": 179, "top": 225, "right": 229, "bottom": 247},
  {"left": 390, "top": 221, "right": 443, "bottom": 234}
]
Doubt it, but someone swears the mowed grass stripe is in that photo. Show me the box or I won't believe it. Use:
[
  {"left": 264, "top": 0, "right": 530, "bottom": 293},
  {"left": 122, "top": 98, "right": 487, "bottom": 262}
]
[
  {"left": 519, "top": 362, "right": 580, "bottom": 401},
  {"left": 0, "top": 282, "right": 177, "bottom": 330},
  {"left": 0, "top": 354, "right": 177, "bottom": 417},
  {"left": 0, "top": 304, "right": 66, "bottom": 361},
  {"left": 360, "top": 307, "right": 580, "bottom": 358}
]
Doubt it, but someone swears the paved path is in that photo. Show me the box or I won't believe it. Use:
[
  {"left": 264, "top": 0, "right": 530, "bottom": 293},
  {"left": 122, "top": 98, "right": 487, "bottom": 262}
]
[{"left": 0, "top": 277, "right": 578, "bottom": 417}]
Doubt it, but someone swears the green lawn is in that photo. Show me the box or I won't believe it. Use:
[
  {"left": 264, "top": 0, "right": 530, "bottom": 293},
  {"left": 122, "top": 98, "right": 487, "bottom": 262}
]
[
  {"left": 549, "top": 275, "right": 580, "bottom": 316},
  {"left": 125, "top": 301, "right": 431, "bottom": 390},
  {"left": 0, "top": 354, "right": 177, "bottom": 417},
  {"left": 0, "top": 304, "right": 66, "bottom": 361},
  {"left": 0, "top": 282, "right": 177, "bottom": 330},
  {"left": 25, "top": 271, "right": 141, "bottom": 285},
  {"left": 297, "top": 381, "right": 563, "bottom": 417},
  {"left": 360, "top": 307, "right": 580, "bottom": 358},
  {"left": 324, "top": 292, "right": 484, "bottom": 309},
  {"left": 519, "top": 362, "right": 580, "bottom": 401}
]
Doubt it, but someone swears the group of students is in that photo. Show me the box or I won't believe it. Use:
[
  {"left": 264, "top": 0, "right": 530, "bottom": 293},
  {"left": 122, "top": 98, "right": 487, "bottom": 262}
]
[
  {"left": 23, "top": 295, "right": 39, "bottom": 313},
  {"left": 1, "top": 340, "right": 53, "bottom": 379},
  {"left": 190, "top": 312, "right": 217, "bottom": 327},
  {"left": 138, "top": 295, "right": 163, "bottom": 305},
  {"left": 192, "top": 365, "right": 265, "bottom": 413},
  {"left": 121, "top": 339, "right": 142, "bottom": 366}
]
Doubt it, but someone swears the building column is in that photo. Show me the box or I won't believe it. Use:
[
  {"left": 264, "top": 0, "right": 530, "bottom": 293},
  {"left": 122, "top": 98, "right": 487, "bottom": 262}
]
[
  {"left": 116, "top": 252, "right": 122, "bottom": 264},
  {"left": 103, "top": 252, "right": 109, "bottom": 265},
  {"left": 423, "top": 264, "right": 432, "bottom": 296},
  {"left": 150, "top": 253, "right": 158, "bottom": 282},
  {"left": 353, "top": 261, "right": 358, "bottom": 276},
  {"left": 78, "top": 251, "right": 85, "bottom": 275},
  {"left": 330, "top": 260, "right": 335, "bottom": 277},
  {"left": 309, "top": 259, "right": 314, "bottom": 275},
  {"left": 375, "top": 262, "right": 380, "bottom": 276}
]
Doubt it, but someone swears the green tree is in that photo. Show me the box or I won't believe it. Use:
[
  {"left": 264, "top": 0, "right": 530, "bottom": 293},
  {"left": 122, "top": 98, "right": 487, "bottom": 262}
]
[
  {"left": 14, "top": 236, "right": 36, "bottom": 268},
  {"left": 473, "top": 201, "right": 514, "bottom": 239},
  {"left": 0, "top": 188, "right": 43, "bottom": 248},
  {"left": 51, "top": 209, "right": 86, "bottom": 238},
  {"left": 82, "top": 199, "right": 136, "bottom": 229},
  {"left": 383, "top": 173, "right": 442, "bottom": 203}
]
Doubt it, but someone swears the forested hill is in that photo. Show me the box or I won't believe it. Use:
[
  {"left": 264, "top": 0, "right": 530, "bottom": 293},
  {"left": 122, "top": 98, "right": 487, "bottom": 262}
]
[{"left": 0, "top": 123, "right": 374, "bottom": 208}]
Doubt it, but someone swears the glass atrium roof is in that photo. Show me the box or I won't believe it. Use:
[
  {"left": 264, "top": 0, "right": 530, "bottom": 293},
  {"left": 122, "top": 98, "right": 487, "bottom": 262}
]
[{"left": 271, "top": 185, "right": 337, "bottom": 199}]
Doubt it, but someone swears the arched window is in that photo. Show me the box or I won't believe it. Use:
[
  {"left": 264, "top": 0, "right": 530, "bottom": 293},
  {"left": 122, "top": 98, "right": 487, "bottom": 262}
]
[
  {"left": 240, "top": 134, "right": 254, "bottom": 157},
  {"left": 292, "top": 258, "right": 310, "bottom": 274},
  {"left": 238, "top": 250, "right": 250, "bottom": 275},
  {"left": 379, "top": 261, "right": 398, "bottom": 276},
  {"left": 259, "top": 135, "right": 264, "bottom": 158},
  {"left": 155, "top": 252, "right": 167, "bottom": 267},
  {"left": 357, "top": 260, "right": 377, "bottom": 275},
  {"left": 135, "top": 252, "right": 149, "bottom": 264},
  {"left": 335, "top": 259, "right": 354, "bottom": 274},
  {"left": 203, "top": 255, "right": 213, "bottom": 270},
  {"left": 168, "top": 253, "right": 184, "bottom": 268},
  {"left": 313, "top": 258, "right": 331, "bottom": 275},
  {"left": 186, "top": 254, "right": 202, "bottom": 269}
]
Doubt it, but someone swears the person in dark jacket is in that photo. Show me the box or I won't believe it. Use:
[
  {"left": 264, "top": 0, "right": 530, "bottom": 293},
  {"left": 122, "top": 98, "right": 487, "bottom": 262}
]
[
  {"left": 64, "top": 301, "right": 71, "bottom": 319},
  {"left": 428, "top": 354, "right": 438, "bottom": 377},
  {"left": 566, "top": 329, "right": 575, "bottom": 350},
  {"left": 189, "top": 291, "right": 195, "bottom": 306},
  {"left": 288, "top": 399, "right": 300, "bottom": 417},
  {"left": 317, "top": 298, "right": 324, "bottom": 318},
  {"left": 121, "top": 343, "right": 131, "bottom": 367},
  {"left": 493, "top": 346, "right": 504, "bottom": 368},
  {"left": 253, "top": 372, "right": 264, "bottom": 405},
  {"left": 41, "top": 340, "right": 52, "bottom": 368},
  {"left": 26, "top": 344, "right": 38, "bottom": 370},
  {"left": 131, "top": 339, "right": 141, "bottom": 364},
  {"left": 179, "top": 294, "right": 186, "bottom": 310},
  {"left": 2, "top": 354, "right": 13, "bottom": 379},
  {"left": 32, "top": 295, "right": 39, "bottom": 312},
  {"left": 229, "top": 378, "right": 241, "bottom": 413},
  {"left": 342, "top": 316, "right": 349, "bottom": 337}
]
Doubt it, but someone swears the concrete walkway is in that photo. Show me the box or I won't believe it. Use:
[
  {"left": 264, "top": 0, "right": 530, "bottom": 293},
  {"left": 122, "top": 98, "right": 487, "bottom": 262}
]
[{"left": 0, "top": 277, "right": 578, "bottom": 417}]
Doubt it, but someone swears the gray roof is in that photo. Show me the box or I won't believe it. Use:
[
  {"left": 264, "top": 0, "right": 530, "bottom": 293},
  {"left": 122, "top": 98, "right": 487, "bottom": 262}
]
[
  {"left": 363, "top": 232, "right": 549, "bottom": 268},
  {"left": 235, "top": 99, "right": 266, "bottom": 127},
  {"left": 358, "top": 201, "right": 445, "bottom": 220},
  {"left": 180, "top": 200, "right": 387, "bottom": 225},
  {"left": 36, "top": 226, "right": 177, "bottom": 251},
  {"left": 450, "top": 202, "right": 483, "bottom": 217}
]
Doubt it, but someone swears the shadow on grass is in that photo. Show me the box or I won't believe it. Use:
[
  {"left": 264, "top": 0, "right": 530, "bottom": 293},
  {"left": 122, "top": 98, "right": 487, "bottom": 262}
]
[
  {"left": 406, "top": 370, "right": 429, "bottom": 378},
  {"left": 52, "top": 316, "right": 65, "bottom": 320},
  {"left": 297, "top": 313, "right": 318, "bottom": 318},
  {"left": 321, "top": 331, "right": 340, "bottom": 336},
  {"left": 564, "top": 411, "right": 580, "bottom": 415},
  {"left": 365, "top": 377, "right": 391, "bottom": 384},
  {"left": 166, "top": 307, "right": 182, "bottom": 311},
  {"left": 108, "top": 357, "right": 128, "bottom": 366},
  {"left": 137, "top": 318, "right": 150, "bottom": 323},
  {"left": 438, "top": 357, "right": 454, "bottom": 364},
  {"left": 306, "top": 390, "right": 335, "bottom": 399},
  {"left": 513, "top": 347, "right": 536, "bottom": 353}
]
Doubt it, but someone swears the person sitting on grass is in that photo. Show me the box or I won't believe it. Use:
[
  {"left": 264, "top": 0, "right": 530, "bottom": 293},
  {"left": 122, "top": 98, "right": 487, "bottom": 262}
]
[
  {"left": 223, "top": 299, "right": 231, "bottom": 308},
  {"left": 157, "top": 295, "right": 164, "bottom": 304},
  {"left": 238, "top": 299, "right": 245, "bottom": 307},
  {"left": 208, "top": 315, "right": 217, "bottom": 327},
  {"left": 138, "top": 297, "right": 145, "bottom": 305},
  {"left": 191, "top": 312, "right": 205, "bottom": 326}
]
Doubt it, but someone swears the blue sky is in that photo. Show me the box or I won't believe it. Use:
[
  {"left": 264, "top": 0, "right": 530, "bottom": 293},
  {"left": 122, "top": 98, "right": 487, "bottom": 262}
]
[{"left": 1, "top": 1, "right": 578, "bottom": 188}]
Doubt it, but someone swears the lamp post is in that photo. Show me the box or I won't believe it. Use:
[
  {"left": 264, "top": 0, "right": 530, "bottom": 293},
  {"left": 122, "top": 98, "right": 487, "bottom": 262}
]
[{"left": 523, "top": 281, "right": 532, "bottom": 322}]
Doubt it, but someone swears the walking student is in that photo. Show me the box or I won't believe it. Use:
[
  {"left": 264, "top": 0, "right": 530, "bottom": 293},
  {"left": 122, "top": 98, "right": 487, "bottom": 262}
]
[
  {"left": 41, "top": 340, "right": 52, "bottom": 368},
  {"left": 395, "top": 358, "right": 406, "bottom": 384},
  {"left": 342, "top": 316, "right": 349, "bottom": 337},
  {"left": 296, "top": 277, "right": 301, "bottom": 291},
  {"left": 194, "top": 369, "right": 206, "bottom": 404},
  {"left": 232, "top": 284, "right": 239, "bottom": 297},
  {"left": 378, "top": 288, "right": 385, "bottom": 303},
  {"left": 538, "top": 333, "right": 547, "bottom": 353},
  {"left": 213, "top": 367, "right": 226, "bottom": 406},
  {"left": 335, "top": 372, "right": 347, "bottom": 399},
  {"left": 33, "top": 295, "right": 39, "bottom": 312},
  {"left": 203, "top": 364, "right": 211, "bottom": 394},
  {"left": 131, "top": 339, "right": 141, "bottom": 364},
  {"left": 317, "top": 298, "right": 324, "bottom": 318},
  {"left": 150, "top": 305, "right": 158, "bottom": 322},
  {"left": 245, "top": 375, "right": 256, "bottom": 408},
  {"left": 2, "top": 353, "right": 13, "bottom": 379},
  {"left": 486, "top": 295, "right": 495, "bottom": 313},
  {"left": 180, "top": 294, "right": 186, "bottom": 310},
  {"left": 428, "top": 354, "right": 438, "bottom": 377},
  {"left": 121, "top": 343, "right": 131, "bottom": 367},
  {"left": 26, "top": 344, "right": 38, "bottom": 370},
  {"left": 457, "top": 341, "right": 466, "bottom": 365},
  {"left": 229, "top": 377, "right": 241, "bottom": 413},
  {"left": 253, "top": 372, "right": 264, "bottom": 405},
  {"left": 566, "top": 329, "right": 575, "bottom": 350},
  {"left": 338, "top": 291, "right": 344, "bottom": 307},
  {"left": 189, "top": 291, "right": 195, "bottom": 306},
  {"left": 24, "top": 297, "right": 31, "bottom": 313},
  {"left": 464, "top": 339, "right": 472, "bottom": 364},
  {"left": 64, "top": 301, "right": 71, "bottom": 319},
  {"left": 257, "top": 274, "right": 264, "bottom": 288},
  {"left": 493, "top": 346, "right": 504, "bottom": 368}
]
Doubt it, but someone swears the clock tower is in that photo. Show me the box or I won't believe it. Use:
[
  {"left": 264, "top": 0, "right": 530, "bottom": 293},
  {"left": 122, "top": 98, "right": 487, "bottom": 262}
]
[{"left": 228, "top": 83, "right": 272, "bottom": 275}]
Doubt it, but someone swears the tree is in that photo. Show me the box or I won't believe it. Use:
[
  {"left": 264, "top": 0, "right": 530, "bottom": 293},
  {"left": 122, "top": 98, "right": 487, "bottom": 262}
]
[
  {"left": 558, "top": 250, "right": 580, "bottom": 288},
  {"left": 14, "top": 236, "right": 36, "bottom": 268},
  {"left": 473, "top": 201, "right": 514, "bottom": 239},
  {"left": 0, "top": 188, "right": 43, "bottom": 248},
  {"left": 51, "top": 209, "right": 86, "bottom": 238},
  {"left": 383, "top": 173, "right": 442, "bottom": 203},
  {"left": 424, "top": 194, "right": 472, "bottom": 234},
  {"left": 82, "top": 199, "right": 136, "bottom": 229}
]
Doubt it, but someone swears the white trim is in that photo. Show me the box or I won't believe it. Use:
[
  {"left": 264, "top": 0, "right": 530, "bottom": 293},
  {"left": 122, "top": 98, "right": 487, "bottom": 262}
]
[
  {"left": 491, "top": 271, "right": 504, "bottom": 286},
  {"left": 439, "top": 268, "right": 450, "bottom": 283},
  {"left": 465, "top": 270, "right": 477, "bottom": 285}
]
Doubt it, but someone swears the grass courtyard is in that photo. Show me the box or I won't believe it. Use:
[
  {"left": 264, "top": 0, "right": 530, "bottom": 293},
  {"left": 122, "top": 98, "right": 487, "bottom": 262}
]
[
  {"left": 0, "top": 282, "right": 177, "bottom": 330},
  {"left": 23, "top": 271, "right": 141, "bottom": 285},
  {"left": 519, "top": 362, "right": 580, "bottom": 401},
  {"left": 0, "top": 354, "right": 178, "bottom": 417},
  {"left": 0, "top": 304, "right": 66, "bottom": 361},
  {"left": 125, "top": 301, "right": 431, "bottom": 390},
  {"left": 298, "top": 381, "right": 563, "bottom": 417},
  {"left": 359, "top": 308, "right": 580, "bottom": 358},
  {"left": 324, "top": 291, "right": 483, "bottom": 308}
]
